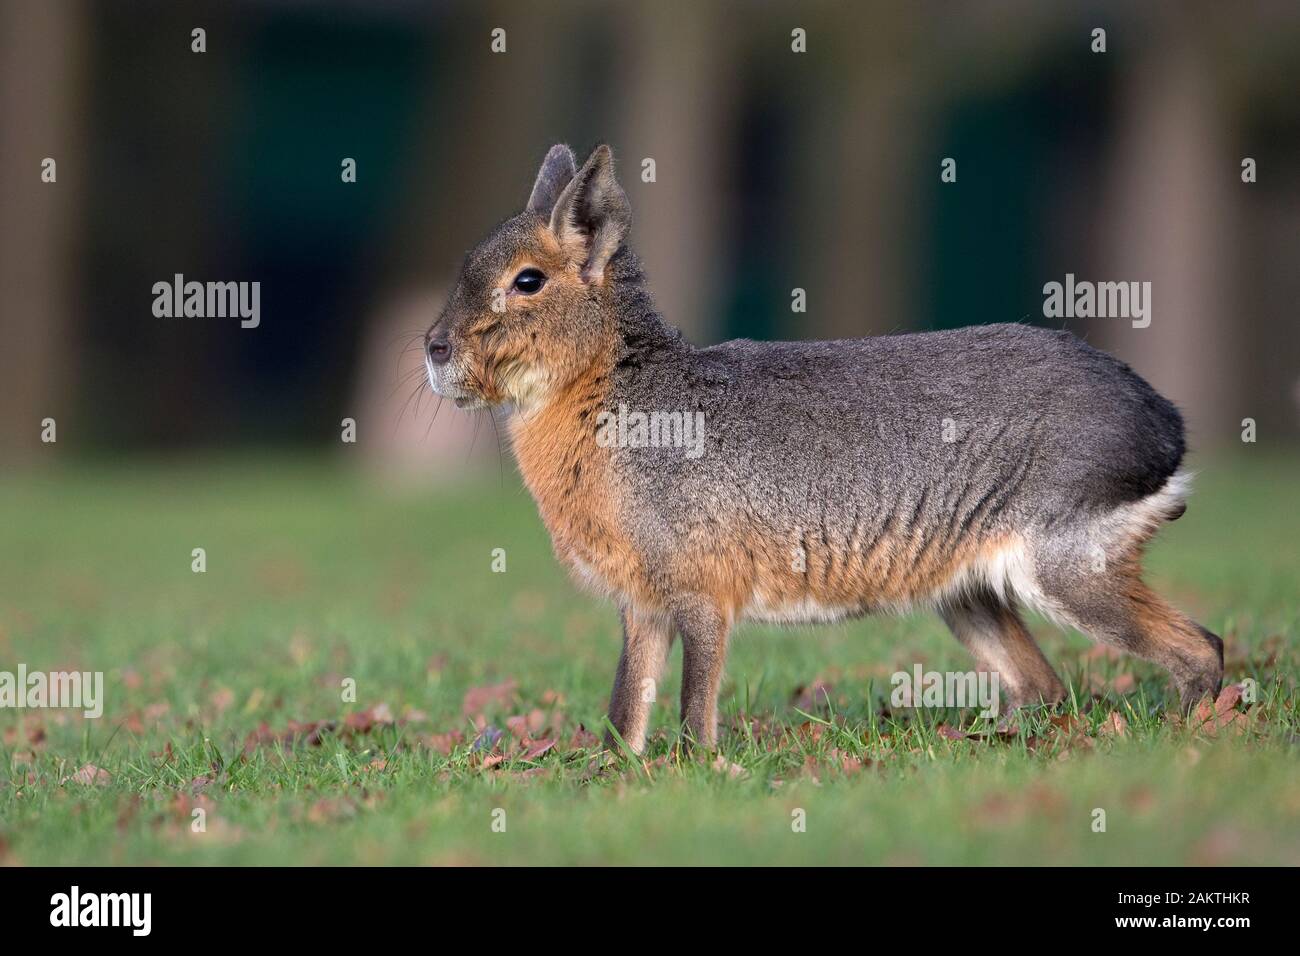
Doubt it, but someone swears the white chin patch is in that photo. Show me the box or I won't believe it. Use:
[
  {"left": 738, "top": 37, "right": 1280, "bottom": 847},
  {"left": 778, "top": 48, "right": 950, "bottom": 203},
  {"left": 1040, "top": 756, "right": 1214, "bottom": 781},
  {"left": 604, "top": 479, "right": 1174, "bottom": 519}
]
[
  {"left": 424, "top": 351, "right": 484, "bottom": 408},
  {"left": 424, "top": 352, "right": 439, "bottom": 394}
]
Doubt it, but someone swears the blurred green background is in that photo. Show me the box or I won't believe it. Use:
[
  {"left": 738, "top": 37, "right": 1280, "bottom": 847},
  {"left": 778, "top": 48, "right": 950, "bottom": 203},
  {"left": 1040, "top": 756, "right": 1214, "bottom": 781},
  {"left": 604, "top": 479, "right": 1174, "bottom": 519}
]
[{"left": 2, "top": 0, "right": 1298, "bottom": 463}]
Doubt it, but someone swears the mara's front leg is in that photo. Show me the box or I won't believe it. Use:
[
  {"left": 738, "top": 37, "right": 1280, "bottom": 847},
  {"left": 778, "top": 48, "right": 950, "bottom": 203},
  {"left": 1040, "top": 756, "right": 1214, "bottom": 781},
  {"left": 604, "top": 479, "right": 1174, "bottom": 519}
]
[
  {"left": 675, "top": 599, "right": 732, "bottom": 750},
  {"left": 605, "top": 605, "right": 673, "bottom": 754}
]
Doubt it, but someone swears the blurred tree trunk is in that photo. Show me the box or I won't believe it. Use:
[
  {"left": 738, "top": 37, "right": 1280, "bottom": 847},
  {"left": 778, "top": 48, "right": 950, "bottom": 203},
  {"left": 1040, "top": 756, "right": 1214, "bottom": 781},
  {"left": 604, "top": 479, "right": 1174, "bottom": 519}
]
[
  {"left": 1094, "top": 36, "right": 1238, "bottom": 449},
  {"left": 798, "top": 25, "right": 917, "bottom": 340},
  {"left": 359, "top": 0, "right": 562, "bottom": 477},
  {"left": 614, "top": 0, "right": 732, "bottom": 344},
  {"left": 0, "top": 0, "right": 84, "bottom": 460}
]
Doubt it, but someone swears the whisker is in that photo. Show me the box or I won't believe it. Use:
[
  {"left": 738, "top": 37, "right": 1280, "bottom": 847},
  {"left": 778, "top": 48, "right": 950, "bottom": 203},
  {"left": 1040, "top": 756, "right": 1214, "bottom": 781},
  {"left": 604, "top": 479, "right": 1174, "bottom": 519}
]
[
  {"left": 394, "top": 378, "right": 427, "bottom": 434},
  {"left": 395, "top": 340, "right": 428, "bottom": 380},
  {"left": 488, "top": 406, "right": 506, "bottom": 489},
  {"left": 465, "top": 409, "right": 483, "bottom": 465},
  {"left": 423, "top": 395, "right": 444, "bottom": 442},
  {"left": 384, "top": 364, "right": 428, "bottom": 403},
  {"left": 386, "top": 328, "right": 428, "bottom": 347}
]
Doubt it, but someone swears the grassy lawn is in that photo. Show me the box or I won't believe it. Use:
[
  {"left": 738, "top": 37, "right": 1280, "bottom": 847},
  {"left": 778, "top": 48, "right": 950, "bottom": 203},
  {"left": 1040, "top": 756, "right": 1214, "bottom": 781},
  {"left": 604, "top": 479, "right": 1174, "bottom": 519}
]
[{"left": 1, "top": 453, "right": 1296, "bottom": 865}]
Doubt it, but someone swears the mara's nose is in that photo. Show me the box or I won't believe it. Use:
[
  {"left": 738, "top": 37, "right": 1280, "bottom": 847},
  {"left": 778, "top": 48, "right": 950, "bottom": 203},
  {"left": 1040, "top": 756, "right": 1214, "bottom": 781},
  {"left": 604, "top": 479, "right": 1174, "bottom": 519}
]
[{"left": 426, "top": 337, "right": 451, "bottom": 365}]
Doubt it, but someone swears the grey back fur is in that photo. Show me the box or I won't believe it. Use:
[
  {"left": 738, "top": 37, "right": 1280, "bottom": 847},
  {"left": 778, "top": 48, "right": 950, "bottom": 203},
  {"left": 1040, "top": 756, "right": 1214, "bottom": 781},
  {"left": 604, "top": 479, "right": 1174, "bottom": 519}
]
[{"left": 601, "top": 247, "right": 1184, "bottom": 588}]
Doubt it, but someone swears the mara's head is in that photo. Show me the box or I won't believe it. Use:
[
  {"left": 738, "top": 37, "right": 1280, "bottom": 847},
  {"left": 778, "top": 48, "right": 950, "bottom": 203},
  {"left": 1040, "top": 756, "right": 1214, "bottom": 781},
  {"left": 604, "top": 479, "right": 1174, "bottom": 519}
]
[{"left": 424, "top": 143, "right": 632, "bottom": 411}]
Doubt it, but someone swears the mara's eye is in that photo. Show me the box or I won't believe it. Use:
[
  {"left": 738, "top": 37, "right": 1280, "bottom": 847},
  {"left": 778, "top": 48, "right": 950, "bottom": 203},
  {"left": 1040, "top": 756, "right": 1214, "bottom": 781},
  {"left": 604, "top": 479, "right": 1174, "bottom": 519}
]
[{"left": 512, "top": 268, "right": 546, "bottom": 295}]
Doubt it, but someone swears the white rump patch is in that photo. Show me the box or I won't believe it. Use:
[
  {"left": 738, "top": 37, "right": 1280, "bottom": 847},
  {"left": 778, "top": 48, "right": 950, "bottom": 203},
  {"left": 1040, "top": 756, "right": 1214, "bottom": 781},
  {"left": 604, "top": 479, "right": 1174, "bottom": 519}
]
[
  {"left": 927, "top": 468, "right": 1193, "bottom": 626},
  {"left": 1107, "top": 468, "right": 1193, "bottom": 539},
  {"left": 920, "top": 536, "right": 1071, "bottom": 627}
]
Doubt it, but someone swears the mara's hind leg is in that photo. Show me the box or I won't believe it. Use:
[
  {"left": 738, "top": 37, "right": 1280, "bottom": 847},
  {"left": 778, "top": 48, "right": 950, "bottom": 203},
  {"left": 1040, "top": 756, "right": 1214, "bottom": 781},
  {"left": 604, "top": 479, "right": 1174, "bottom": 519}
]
[
  {"left": 940, "top": 589, "right": 1067, "bottom": 712},
  {"left": 1036, "top": 560, "right": 1223, "bottom": 711}
]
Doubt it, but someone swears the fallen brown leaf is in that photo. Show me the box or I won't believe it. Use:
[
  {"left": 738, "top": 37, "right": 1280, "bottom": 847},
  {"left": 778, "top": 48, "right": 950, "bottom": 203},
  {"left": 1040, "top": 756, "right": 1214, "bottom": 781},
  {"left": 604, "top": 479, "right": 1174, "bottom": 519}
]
[
  {"left": 1049, "top": 713, "right": 1083, "bottom": 735},
  {"left": 462, "top": 679, "right": 518, "bottom": 717},
  {"left": 795, "top": 721, "right": 829, "bottom": 744},
  {"left": 1124, "top": 785, "right": 1157, "bottom": 813},
  {"left": 792, "top": 680, "right": 835, "bottom": 712},
  {"left": 343, "top": 702, "right": 395, "bottom": 733},
  {"left": 568, "top": 725, "right": 601, "bottom": 750},
  {"left": 1099, "top": 711, "right": 1129, "bottom": 738},
  {"left": 521, "top": 738, "right": 556, "bottom": 761},
  {"left": 209, "top": 687, "right": 235, "bottom": 715},
  {"left": 829, "top": 748, "right": 871, "bottom": 775},
  {"left": 306, "top": 798, "right": 357, "bottom": 825},
  {"left": 423, "top": 731, "right": 464, "bottom": 755},
  {"left": 1215, "top": 683, "right": 1245, "bottom": 715},
  {"left": 65, "top": 764, "right": 111, "bottom": 786},
  {"left": 1111, "top": 673, "right": 1136, "bottom": 694},
  {"left": 505, "top": 709, "right": 549, "bottom": 739},
  {"left": 711, "top": 755, "right": 747, "bottom": 779}
]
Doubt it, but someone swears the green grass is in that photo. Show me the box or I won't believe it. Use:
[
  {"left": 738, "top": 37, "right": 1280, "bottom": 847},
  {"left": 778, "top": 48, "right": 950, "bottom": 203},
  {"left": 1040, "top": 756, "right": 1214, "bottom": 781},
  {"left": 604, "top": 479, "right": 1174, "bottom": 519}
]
[{"left": 0, "top": 453, "right": 1296, "bottom": 865}]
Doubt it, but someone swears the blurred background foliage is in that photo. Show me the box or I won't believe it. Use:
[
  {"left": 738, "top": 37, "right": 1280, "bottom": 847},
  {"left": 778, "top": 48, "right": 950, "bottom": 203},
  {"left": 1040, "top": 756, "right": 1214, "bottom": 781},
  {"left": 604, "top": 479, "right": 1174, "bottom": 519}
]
[{"left": 2, "top": 0, "right": 1298, "bottom": 469}]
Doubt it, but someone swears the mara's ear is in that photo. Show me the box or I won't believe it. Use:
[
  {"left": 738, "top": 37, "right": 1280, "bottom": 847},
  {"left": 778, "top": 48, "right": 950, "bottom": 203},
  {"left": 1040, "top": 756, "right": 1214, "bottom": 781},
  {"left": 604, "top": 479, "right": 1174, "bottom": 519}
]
[
  {"left": 548, "top": 144, "right": 631, "bottom": 283},
  {"left": 526, "top": 144, "right": 576, "bottom": 218}
]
